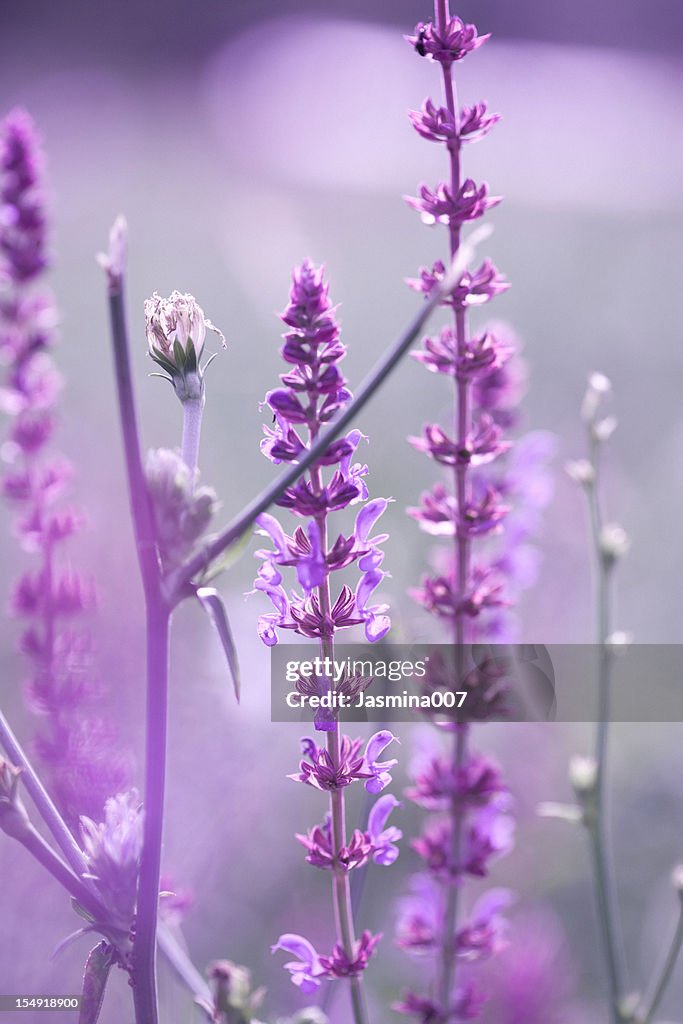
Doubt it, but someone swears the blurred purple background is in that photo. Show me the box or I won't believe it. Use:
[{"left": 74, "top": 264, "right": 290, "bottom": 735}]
[{"left": 1, "top": 2, "right": 682, "bottom": 1022}]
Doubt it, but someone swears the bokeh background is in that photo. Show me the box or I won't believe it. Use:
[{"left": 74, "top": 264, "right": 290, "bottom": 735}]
[{"left": 1, "top": 1, "right": 682, "bottom": 1022}]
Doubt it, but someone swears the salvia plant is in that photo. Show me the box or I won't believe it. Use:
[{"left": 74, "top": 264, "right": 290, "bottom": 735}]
[
  {"left": 0, "top": 5, "right": 680, "bottom": 1024},
  {"left": 394, "top": 8, "right": 520, "bottom": 1022}
]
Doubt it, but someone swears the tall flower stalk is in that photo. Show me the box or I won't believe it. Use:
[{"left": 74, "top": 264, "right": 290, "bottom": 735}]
[
  {"left": 0, "top": 110, "right": 130, "bottom": 826},
  {"left": 258, "top": 262, "right": 400, "bottom": 1024},
  {"left": 562, "top": 374, "right": 683, "bottom": 1024},
  {"left": 397, "top": 7, "right": 521, "bottom": 1022}
]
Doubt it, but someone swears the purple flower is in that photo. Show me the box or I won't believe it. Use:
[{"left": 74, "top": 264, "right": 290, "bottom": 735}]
[
  {"left": 459, "top": 102, "right": 501, "bottom": 143},
  {"left": 408, "top": 18, "right": 490, "bottom": 66},
  {"left": 406, "top": 753, "right": 506, "bottom": 811},
  {"left": 271, "top": 934, "right": 329, "bottom": 994},
  {"left": 367, "top": 793, "right": 402, "bottom": 865},
  {"left": 288, "top": 734, "right": 369, "bottom": 792},
  {"left": 408, "top": 99, "right": 457, "bottom": 143},
  {"left": 363, "top": 730, "right": 399, "bottom": 793},
  {"left": 297, "top": 817, "right": 374, "bottom": 871},
  {"left": 395, "top": 874, "right": 440, "bottom": 954},
  {"left": 456, "top": 888, "right": 514, "bottom": 960},
  {"left": 318, "top": 930, "right": 382, "bottom": 978},
  {"left": 410, "top": 416, "right": 511, "bottom": 468},
  {"left": 405, "top": 179, "right": 501, "bottom": 227},
  {"left": 1, "top": 111, "right": 131, "bottom": 826},
  {"left": 0, "top": 109, "right": 48, "bottom": 282},
  {"left": 80, "top": 789, "right": 143, "bottom": 929}
]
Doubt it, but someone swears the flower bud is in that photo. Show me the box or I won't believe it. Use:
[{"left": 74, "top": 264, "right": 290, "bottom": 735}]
[
  {"left": 207, "top": 959, "right": 265, "bottom": 1022},
  {"left": 600, "top": 523, "right": 630, "bottom": 565},
  {"left": 672, "top": 864, "right": 683, "bottom": 898},
  {"left": 566, "top": 459, "right": 595, "bottom": 487},
  {"left": 592, "top": 415, "right": 618, "bottom": 443},
  {"left": 146, "top": 448, "right": 217, "bottom": 564},
  {"left": 144, "top": 291, "right": 225, "bottom": 401},
  {"left": 97, "top": 215, "right": 127, "bottom": 293},
  {"left": 581, "top": 372, "right": 611, "bottom": 423},
  {"left": 569, "top": 754, "right": 598, "bottom": 795},
  {"left": 0, "top": 759, "right": 31, "bottom": 840}
]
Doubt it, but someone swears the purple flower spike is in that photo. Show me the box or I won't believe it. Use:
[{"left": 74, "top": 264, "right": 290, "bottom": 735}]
[
  {"left": 271, "top": 934, "right": 329, "bottom": 994},
  {"left": 399, "top": 3, "right": 524, "bottom": 1019},
  {"left": 368, "top": 793, "right": 403, "bottom": 865}
]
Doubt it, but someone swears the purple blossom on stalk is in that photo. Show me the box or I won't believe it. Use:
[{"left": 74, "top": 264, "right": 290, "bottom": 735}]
[
  {"left": 261, "top": 263, "right": 400, "bottom": 1023},
  {"left": 0, "top": 109, "right": 131, "bottom": 827},
  {"left": 80, "top": 789, "right": 143, "bottom": 932},
  {"left": 394, "top": 5, "right": 548, "bottom": 1020}
]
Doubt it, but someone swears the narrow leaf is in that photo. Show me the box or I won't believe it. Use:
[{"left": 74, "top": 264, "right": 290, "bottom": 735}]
[
  {"left": 195, "top": 529, "right": 250, "bottom": 585},
  {"left": 196, "top": 587, "right": 241, "bottom": 703},
  {"left": 79, "top": 941, "right": 114, "bottom": 1024}
]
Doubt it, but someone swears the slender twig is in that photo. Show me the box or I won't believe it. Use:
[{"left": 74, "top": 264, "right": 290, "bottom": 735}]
[
  {"left": 107, "top": 286, "right": 161, "bottom": 601},
  {"left": 0, "top": 707, "right": 87, "bottom": 878},
  {"left": 157, "top": 924, "right": 214, "bottom": 1017},
  {"left": 163, "top": 251, "right": 474, "bottom": 605},
  {"left": 583, "top": 426, "right": 626, "bottom": 1021},
  {"left": 17, "top": 824, "right": 104, "bottom": 917},
  {"left": 433, "top": 0, "right": 471, "bottom": 1008},
  {"left": 181, "top": 396, "right": 205, "bottom": 482},
  {"left": 638, "top": 903, "right": 683, "bottom": 1024},
  {"left": 107, "top": 278, "right": 167, "bottom": 1024}
]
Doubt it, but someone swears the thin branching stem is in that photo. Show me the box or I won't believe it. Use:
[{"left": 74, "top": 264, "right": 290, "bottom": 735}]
[
  {"left": 107, "top": 279, "right": 167, "bottom": 1024},
  {"left": 639, "top": 903, "right": 683, "bottom": 1024},
  {"left": 583, "top": 431, "right": 626, "bottom": 1022}
]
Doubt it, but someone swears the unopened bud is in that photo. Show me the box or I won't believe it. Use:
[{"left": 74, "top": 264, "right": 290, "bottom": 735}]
[
  {"left": 592, "top": 415, "right": 618, "bottom": 443},
  {"left": 569, "top": 755, "right": 598, "bottom": 795},
  {"left": 96, "top": 215, "right": 128, "bottom": 293},
  {"left": 606, "top": 631, "right": 633, "bottom": 651},
  {"left": 0, "top": 759, "right": 31, "bottom": 840},
  {"left": 144, "top": 291, "right": 225, "bottom": 401},
  {"left": 600, "top": 523, "right": 631, "bottom": 564},
  {"left": 566, "top": 459, "right": 595, "bottom": 486},
  {"left": 581, "top": 372, "right": 611, "bottom": 422},
  {"left": 146, "top": 448, "right": 217, "bottom": 564},
  {"left": 672, "top": 864, "right": 683, "bottom": 898}
]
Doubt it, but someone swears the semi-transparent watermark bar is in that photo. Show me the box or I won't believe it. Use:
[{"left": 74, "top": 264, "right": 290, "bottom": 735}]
[{"left": 270, "top": 644, "right": 683, "bottom": 724}]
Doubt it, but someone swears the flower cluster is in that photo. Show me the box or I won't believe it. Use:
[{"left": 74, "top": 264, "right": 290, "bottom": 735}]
[
  {"left": 0, "top": 110, "right": 130, "bottom": 826},
  {"left": 395, "top": 7, "right": 538, "bottom": 1021},
  {"left": 145, "top": 447, "right": 217, "bottom": 566},
  {"left": 253, "top": 261, "right": 390, "bottom": 648},
  {"left": 80, "top": 789, "right": 143, "bottom": 932},
  {"left": 259, "top": 263, "right": 400, "bottom": 1011}
]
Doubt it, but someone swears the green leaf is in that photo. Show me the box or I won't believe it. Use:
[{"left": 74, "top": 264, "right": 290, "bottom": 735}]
[
  {"left": 184, "top": 338, "right": 198, "bottom": 375},
  {"left": 195, "top": 529, "right": 251, "bottom": 585},
  {"left": 173, "top": 338, "right": 187, "bottom": 371},
  {"left": 79, "top": 941, "right": 114, "bottom": 1024},
  {"left": 196, "top": 587, "right": 241, "bottom": 703}
]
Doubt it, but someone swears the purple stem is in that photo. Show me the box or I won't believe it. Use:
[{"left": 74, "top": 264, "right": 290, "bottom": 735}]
[
  {"left": 310, "top": 447, "right": 367, "bottom": 1024},
  {"left": 106, "top": 281, "right": 167, "bottom": 1024},
  {"left": 434, "top": 0, "right": 471, "bottom": 1009}
]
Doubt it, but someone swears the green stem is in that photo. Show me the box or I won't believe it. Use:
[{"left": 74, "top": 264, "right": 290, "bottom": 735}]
[
  {"left": 0, "top": 708, "right": 88, "bottom": 878},
  {"left": 639, "top": 904, "right": 683, "bottom": 1024},
  {"left": 584, "top": 435, "right": 625, "bottom": 1022},
  {"left": 181, "top": 395, "right": 205, "bottom": 482}
]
